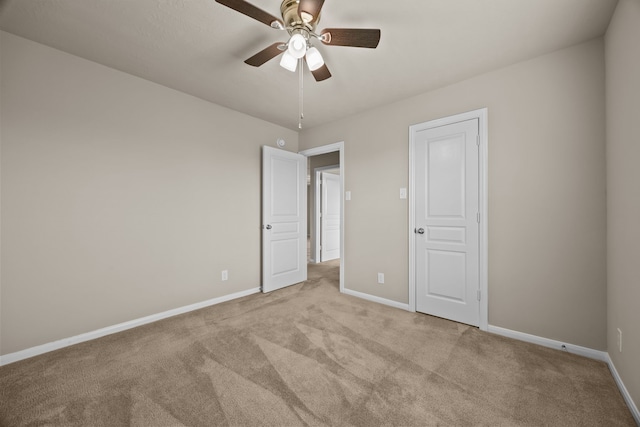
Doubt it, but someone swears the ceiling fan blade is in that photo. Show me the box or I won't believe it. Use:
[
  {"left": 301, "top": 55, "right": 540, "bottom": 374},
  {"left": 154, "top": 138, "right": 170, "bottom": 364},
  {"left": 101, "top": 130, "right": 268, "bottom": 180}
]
[
  {"left": 320, "top": 28, "right": 381, "bottom": 48},
  {"left": 215, "top": 0, "right": 284, "bottom": 29},
  {"left": 310, "top": 63, "right": 331, "bottom": 82},
  {"left": 298, "top": 0, "right": 325, "bottom": 24},
  {"left": 245, "top": 42, "right": 285, "bottom": 67}
]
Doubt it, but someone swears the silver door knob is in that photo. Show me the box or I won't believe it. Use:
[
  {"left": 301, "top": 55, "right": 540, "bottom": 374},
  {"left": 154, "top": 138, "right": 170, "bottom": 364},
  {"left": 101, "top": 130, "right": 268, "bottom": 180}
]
[
  {"left": 416, "top": 228, "right": 425, "bottom": 234},
  {"left": 265, "top": 224, "right": 272, "bottom": 230}
]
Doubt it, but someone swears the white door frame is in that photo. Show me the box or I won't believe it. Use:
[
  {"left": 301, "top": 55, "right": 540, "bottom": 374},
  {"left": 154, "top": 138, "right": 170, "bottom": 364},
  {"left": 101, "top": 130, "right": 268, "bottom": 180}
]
[
  {"left": 409, "top": 109, "right": 488, "bottom": 331},
  {"left": 313, "top": 165, "right": 339, "bottom": 263},
  {"left": 299, "top": 142, "right": 345, "bottom": 293}
]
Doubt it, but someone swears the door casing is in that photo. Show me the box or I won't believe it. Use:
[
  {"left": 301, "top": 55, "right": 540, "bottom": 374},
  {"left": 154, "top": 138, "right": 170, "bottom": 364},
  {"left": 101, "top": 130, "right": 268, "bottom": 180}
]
[{"left": 409, "top": 109, "right": 488, "bottom": 331}]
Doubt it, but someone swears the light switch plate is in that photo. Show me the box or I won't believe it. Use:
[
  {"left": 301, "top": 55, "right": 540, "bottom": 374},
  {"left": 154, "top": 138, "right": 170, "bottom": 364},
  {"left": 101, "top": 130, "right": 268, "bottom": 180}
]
[{"left": 400, "top": 188, "right": 407, "bottom": 199}]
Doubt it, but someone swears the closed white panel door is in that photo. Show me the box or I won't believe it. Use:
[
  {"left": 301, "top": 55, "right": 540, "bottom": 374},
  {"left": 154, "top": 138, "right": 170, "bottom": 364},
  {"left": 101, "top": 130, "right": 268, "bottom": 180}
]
[
  {"left": 262, "top": 146, "right": 307, "bottom": 293},
  {"left": 321, "top": 172, "right": 340, "bottom": 262},
  {"left": 415, "top": 119, "right": 480, "bottom": 326}
]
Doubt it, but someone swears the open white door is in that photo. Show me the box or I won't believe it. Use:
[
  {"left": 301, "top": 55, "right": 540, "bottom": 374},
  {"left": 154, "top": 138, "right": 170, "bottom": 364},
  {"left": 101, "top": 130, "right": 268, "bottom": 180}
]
[
  {"left": 320, "top": 172, "right": 341, "bottom": 262},
  {"left": 262, "top": 146, "right": 307, "bottom": 293}
]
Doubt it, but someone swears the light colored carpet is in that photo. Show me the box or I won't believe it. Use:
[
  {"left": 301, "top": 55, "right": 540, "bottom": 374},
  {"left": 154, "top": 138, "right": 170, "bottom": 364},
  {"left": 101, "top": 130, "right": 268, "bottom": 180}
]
[{"left": 0, "top": 260, "right": 635, "bottom": 426}]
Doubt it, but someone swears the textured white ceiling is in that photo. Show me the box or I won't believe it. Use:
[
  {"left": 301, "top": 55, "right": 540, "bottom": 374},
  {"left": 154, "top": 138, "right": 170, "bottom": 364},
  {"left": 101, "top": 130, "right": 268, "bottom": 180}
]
[{"left": 0, "top": 0, "right": 618, "bottom": 130}]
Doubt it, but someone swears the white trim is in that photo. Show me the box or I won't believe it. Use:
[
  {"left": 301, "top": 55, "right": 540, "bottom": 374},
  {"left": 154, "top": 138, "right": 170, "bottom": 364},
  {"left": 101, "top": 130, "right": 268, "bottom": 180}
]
[
  {"left": 299, "top": 142, "right": 343, "bottom": 157},
  {"left": 408, "top": 108, "right": 489, "bottom": 331},
  {"left": 0, "top": 287, "right": 260, "bottom": 366},
  {"left": 606, "top": 355, "right": 640, "bottom": 425},
  {"left": 342, "top": 288, "right": 411, "bottom": 311},
  {"left": 299, "top": 142, "right": 345, "bottom": 293},
  {"left": 312, "top": 164, "right": 340, "bottom": 264},
  {"left": 409, "top": 124, "right": 416, "bottom": 311},
  {"left": 487, "top": 325, "right": 608, "bottom": 361},
  {"left": 478, "top": 109, "right": 489, "bottom": 331}
]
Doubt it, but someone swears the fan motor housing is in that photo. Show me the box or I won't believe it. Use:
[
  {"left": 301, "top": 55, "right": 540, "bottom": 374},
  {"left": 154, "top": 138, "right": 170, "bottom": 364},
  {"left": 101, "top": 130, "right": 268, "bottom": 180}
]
[{"left": 280, "top": 0, "right": 318, "bottom": 34}]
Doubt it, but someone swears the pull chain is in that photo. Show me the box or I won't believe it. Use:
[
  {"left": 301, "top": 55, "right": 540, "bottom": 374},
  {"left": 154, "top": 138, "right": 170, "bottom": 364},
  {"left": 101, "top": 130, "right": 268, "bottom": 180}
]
[{"left": 298, "top": 58, "right": 304, "bottom": 129}]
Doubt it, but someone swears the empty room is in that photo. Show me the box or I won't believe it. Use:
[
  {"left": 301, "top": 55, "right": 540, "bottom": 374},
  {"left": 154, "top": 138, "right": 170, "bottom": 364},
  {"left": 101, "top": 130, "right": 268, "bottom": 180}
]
[{"left": 0, "top": 0, "right": 638, "bottom": 425}]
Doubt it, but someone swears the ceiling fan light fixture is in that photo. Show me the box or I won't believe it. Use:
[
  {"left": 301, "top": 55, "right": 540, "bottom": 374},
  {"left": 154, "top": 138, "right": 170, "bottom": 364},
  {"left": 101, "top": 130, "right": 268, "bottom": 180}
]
[
  {"left": 280, "top": 50, "right": 298, "bottom": 72},
  {"left": 306, "top": 46, "right": 324, "bottom": 71},
  {"left": 288, "top": 33, "right": 307, "bottom": 59}
]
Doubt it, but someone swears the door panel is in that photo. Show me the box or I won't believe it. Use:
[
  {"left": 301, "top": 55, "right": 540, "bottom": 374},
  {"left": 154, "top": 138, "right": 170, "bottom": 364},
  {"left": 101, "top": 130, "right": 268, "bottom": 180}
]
[
  {"left": 262, "top": 146, "right": 307, "bottom": 293},
  {"left": 427, "top": 137, "right": 466, "bottom": 218},
  {"left": 426, "top": 250, "right": 466, "bottom": 301},
  {"left": 415, "top": 119, "right": 480, "bottom": 326},
  {"left": 320, "top": 172, "right": 340, "bottom": 262}
]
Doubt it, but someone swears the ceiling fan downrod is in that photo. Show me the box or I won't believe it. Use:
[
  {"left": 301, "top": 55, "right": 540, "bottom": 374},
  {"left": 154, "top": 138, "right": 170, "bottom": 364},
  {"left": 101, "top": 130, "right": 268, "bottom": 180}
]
[{"left": 299, "top": 57, "right": 304, "bottom": 129}]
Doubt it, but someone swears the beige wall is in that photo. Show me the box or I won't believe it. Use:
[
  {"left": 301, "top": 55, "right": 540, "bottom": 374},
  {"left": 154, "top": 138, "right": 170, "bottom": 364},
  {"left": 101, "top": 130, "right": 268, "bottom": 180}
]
[
  {"left": 300, "top": 39, "right": 607, "bottom": 350},
  {"left": 605, "top": 0, "right": 640, "bottom": 410},
  {"left": 0, "top": 32, "right": 298, "bottom": 355}
]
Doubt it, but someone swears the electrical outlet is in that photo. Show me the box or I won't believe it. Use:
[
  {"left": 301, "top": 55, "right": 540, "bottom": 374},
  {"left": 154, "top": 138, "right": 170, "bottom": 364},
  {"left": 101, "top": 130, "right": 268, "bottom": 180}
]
[
  {"left": 221, "top": 270, "right": 228, "bottom": 281},
  {"left": 617, "top": 328, "right": 622, "bottom": 352},
  {"left": 377, "top": 273, "right": 384, "bottom": 284}
]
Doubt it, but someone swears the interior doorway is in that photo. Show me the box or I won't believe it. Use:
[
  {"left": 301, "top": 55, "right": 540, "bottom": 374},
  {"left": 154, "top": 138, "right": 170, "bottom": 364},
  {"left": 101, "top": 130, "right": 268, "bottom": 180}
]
[
  {"left": 299, "top": 142, "right": 345, "bottom": 292},
  {"left": 311, "top": 165, "right": 340, "bottom": 263},
  {"left": 318, "top": 170, "right": 340, "bottom": 262}
]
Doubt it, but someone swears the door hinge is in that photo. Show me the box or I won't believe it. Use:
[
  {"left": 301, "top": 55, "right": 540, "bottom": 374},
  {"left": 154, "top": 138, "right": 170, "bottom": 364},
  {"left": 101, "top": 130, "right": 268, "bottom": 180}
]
[
  {"left": 476, "top": 134, "right": 480, "bottom": 146},
  {"left": 477, "top": 290, "right": 481, "bottom": 301},
  {"left": 477, "top": 212, "right": 480, "bottom": 223}
]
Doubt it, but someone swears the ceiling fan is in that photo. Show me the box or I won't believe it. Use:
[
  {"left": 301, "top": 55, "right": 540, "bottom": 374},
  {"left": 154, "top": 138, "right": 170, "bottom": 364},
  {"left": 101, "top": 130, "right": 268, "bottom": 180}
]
[{"left": 215, "top": 0, "right": 381, "bottom": 82}]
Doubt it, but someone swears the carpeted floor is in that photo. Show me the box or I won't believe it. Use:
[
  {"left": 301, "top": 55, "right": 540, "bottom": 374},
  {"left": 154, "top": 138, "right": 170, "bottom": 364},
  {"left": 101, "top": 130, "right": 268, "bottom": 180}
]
[{"left": 0, "top": 260, "right": 635, "bottom": 426}]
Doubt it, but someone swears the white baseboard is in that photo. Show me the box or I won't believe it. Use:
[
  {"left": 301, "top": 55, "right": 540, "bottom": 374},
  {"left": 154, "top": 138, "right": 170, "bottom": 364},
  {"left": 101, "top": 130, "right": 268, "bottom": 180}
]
[
  {"left": 606, "top": 354, "right": 640, "bottom": 425},
  {"left": 488, "top": 325, "right": 639, "bottom": 424},
  {"left": 0, "top": 287, "right": 261, "bottom": 366},
  {"left": 342, "top": 288, "right": 410, "bottom": 311},
  {"left": 487, "top": 325, "right": 608, "bottom": 361}
]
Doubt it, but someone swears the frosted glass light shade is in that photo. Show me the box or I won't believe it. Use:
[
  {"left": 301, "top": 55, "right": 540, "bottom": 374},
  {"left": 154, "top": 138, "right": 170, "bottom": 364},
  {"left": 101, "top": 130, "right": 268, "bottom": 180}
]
[
  {"left": 279, "top": 51, "right": 297, "bottom": 72},
  {"left": 306, "top": 47, "right": 324, "bottom": 71},
  {"left": 288, "top": 33, "right": 307, "bottom": 59}
]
